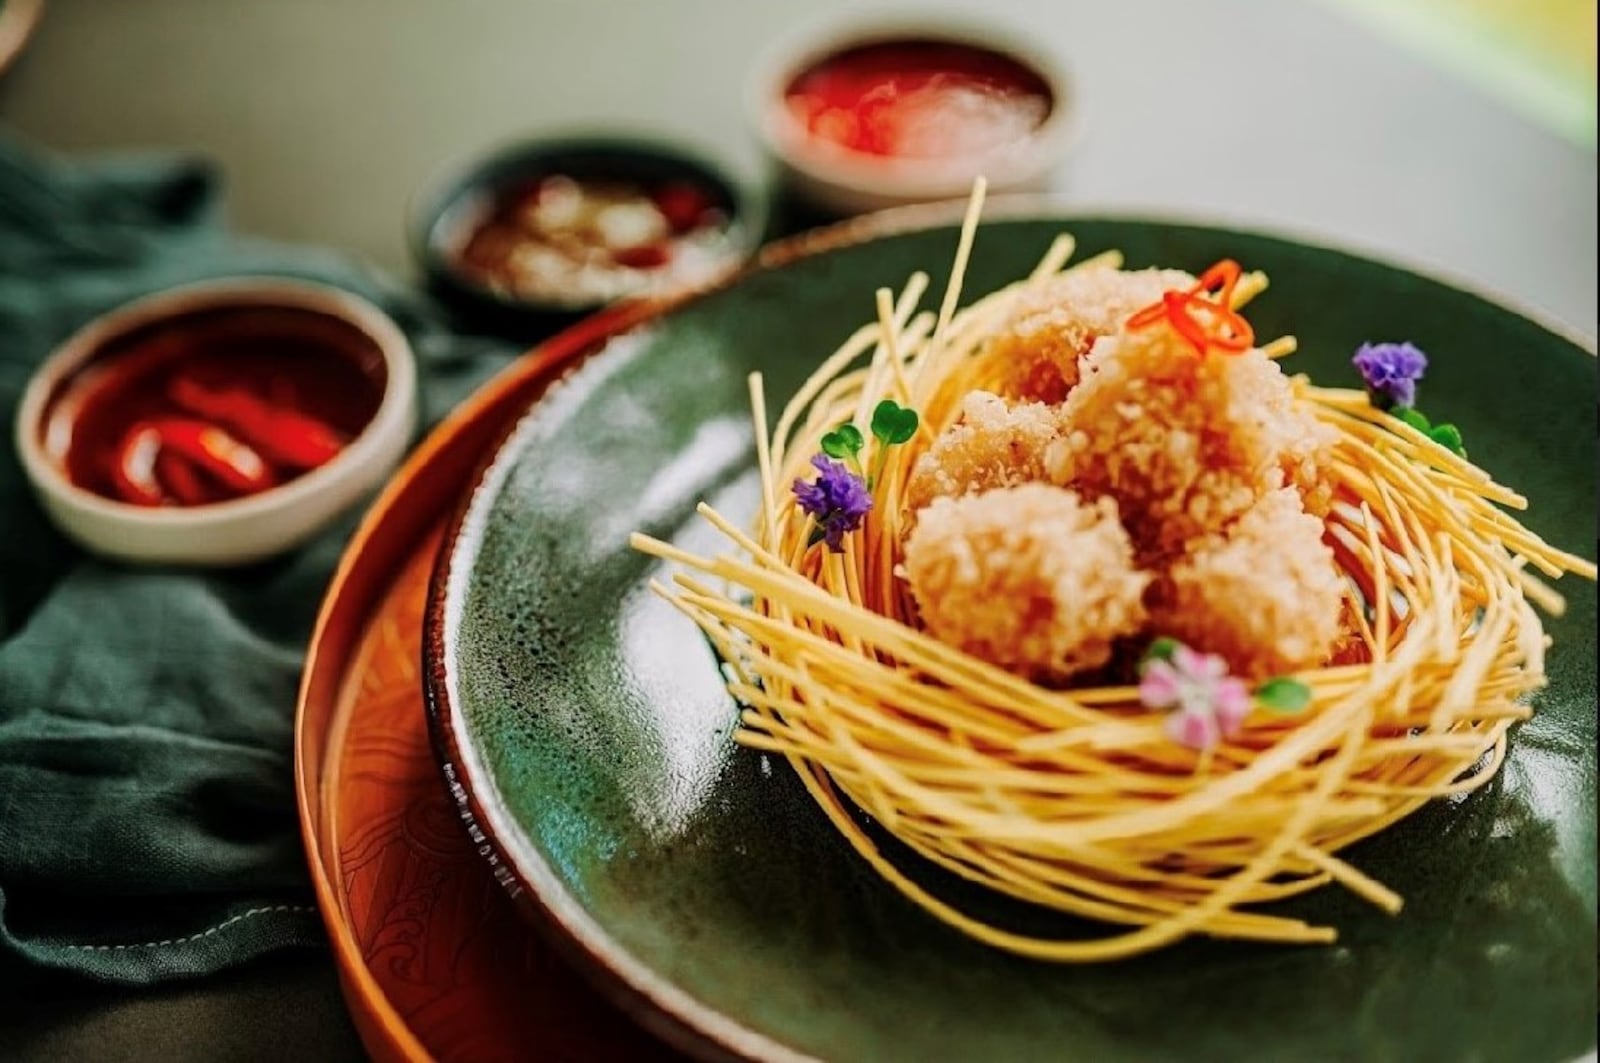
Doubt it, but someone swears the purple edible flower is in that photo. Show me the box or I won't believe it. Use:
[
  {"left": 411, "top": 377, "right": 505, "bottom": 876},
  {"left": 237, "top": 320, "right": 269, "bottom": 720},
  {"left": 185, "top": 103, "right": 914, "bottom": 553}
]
[
  {"left": 793, "top": 454, "right": 872, "bottom": 552},
  {"left": 1352, "top": 341, "right": 1428, "bottom": 410},
  {"left": 1140, "top": 643, "right": 1252, "bottom": 751}
]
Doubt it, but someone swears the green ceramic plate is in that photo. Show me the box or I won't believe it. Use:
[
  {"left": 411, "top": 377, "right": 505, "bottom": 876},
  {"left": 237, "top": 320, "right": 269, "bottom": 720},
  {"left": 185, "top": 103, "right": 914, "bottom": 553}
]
[{"left": 425, "top": 209, "right": 1597, "bottom": 1063}]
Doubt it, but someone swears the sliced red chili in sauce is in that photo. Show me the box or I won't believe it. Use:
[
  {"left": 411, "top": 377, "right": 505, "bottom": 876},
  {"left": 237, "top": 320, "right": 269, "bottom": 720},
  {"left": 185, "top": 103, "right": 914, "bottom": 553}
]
[
  {"left": 169, "top": 375, "right": 346, "bottom": 470},
  {"left": 153, "top": 450, "right": 217, "bottom": 507},
  {"left": 110, "top": 424, "right": 166, "bottom": 507},
  {"left": 147, "top": 418, "right": 274, "bottom": 494},
  {"left": 653, "top": 182, "right": 718, "bottom": 233},
  {"left": 49, "top": 306, "right": 385, "bottom": 508},
  {"left": 784, "top": 39, "right": 1053, "bottom": 159},
  {"left": 611, "top": 243, "right": 673, "bottom": 271}
]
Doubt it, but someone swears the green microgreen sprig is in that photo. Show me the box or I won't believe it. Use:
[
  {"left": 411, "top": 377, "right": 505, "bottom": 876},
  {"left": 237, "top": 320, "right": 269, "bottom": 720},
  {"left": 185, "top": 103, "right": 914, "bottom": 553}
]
[
  {"left": 820, "top": 422, "right": 865, "bottom": 475},
  {"left": 1140, "top": 636, "right": 1181, "bottom": 671},
  {"left": 1254, "top": 676, "right": 1313, "bottom": 713},
  {"left": 867, "top": 399, "right": 919, "bottom": 487},
  {"left": 819, "top": 399, "right": 921, "bottom": 491},
  {"left": 871, "top": 399, "right": 919, "bottom": 445},
  {"left": 799, "top": 400, "right": 919, "bottom": 553},
  {"left": 1392, "top": 406, "right": 1467, "bottom": 457}
]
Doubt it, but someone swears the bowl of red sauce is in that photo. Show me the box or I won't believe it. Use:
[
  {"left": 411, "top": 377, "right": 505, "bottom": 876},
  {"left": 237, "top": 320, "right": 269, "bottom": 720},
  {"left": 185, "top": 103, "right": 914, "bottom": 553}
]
[
  {"left": 751, "top": 18, "right": 1076, "bottom": 215},
  {"left": 412, "top": 137, "right": 765, "bottom": 329},
  {"left": 15, "top": 278, "right": 417, "bottom": 566}
]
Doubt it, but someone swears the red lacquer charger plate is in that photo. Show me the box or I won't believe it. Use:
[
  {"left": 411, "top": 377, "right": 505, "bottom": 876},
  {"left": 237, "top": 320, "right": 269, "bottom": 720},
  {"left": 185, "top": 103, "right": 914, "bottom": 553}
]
[{"left": 292, "top": 299, "right": 688, "bottom": 1062}]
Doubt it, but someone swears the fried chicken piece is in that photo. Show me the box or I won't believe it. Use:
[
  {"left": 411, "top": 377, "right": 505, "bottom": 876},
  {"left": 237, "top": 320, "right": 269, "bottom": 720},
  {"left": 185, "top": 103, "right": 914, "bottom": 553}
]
[
  {"left": 1149, "top": 488, "right": 1345, "bottom": 680},
  {"left": 1044, "top": 327, "right": 1335, "bottom": 560},
  {"left": 905, "top": 390, "right": 1060, "bottom": 512},
  {"left": 988, "top": 266, "right": 1197, "bottom": 402},
  {"left": 902, "top": 484, "right": 1150, "bottom": 681}
]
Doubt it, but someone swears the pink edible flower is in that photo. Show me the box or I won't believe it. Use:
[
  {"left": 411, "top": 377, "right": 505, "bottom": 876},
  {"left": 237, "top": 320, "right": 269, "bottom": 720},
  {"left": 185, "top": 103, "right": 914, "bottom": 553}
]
[{"left": 1139, "top": 643, "right": 1252, "bottom": 751}]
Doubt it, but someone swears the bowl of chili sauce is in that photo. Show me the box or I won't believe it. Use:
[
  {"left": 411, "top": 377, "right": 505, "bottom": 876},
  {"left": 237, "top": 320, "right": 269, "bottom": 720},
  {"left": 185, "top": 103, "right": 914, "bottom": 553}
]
[
  {"left": 15, "top": 278, "right": 417, "bottom": 566},
  {"left": 750, "top": 18, "right": 1077, "bottom": 216},
  {"left": 411, "top": 137, "right": 765, "bottom": 332}
]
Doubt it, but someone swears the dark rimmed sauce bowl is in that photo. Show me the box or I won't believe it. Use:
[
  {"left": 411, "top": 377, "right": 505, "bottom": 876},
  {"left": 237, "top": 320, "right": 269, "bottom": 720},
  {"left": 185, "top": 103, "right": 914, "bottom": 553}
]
[{"left": 410, "top": 136, "right": 768, "bottom": 336}]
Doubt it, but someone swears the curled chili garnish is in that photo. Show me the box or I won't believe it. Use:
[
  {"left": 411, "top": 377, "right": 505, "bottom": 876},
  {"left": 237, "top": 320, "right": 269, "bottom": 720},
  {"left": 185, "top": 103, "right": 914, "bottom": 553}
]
[
  {"left": 169, "top": 376, "right": 346, "bottom": 471},
  {"left": 1161, "top": 290, "right": 1210, "bottom": 352},
  {"left": 1196, "top": 259, "right": 1244, "bottom": 303},
  {"left": 1126, "top": 258, "right": 1255, "bottom": 357}
]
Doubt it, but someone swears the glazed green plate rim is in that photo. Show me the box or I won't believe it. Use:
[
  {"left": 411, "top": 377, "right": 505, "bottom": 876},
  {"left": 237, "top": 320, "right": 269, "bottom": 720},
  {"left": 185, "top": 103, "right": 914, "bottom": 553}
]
[{"left": 424, "top": 201, "right": 1595, "bottom": 1062}]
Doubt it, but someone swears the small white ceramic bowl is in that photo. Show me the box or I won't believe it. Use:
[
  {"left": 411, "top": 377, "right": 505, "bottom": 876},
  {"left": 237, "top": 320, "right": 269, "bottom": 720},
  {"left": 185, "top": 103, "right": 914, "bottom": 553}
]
[
  {"left": 748, "top": 14, "right": 1080, "bottom": 216},
  {"left": 15, "top": 278, "right": 417, "bottom": 567}
]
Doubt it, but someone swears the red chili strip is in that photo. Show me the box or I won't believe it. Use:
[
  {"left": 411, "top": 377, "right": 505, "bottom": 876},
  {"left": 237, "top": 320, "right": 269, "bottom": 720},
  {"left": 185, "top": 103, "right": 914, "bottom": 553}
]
[
  {"left": 110, "top": 424, "right": 167, "bottom": 506},
  {"left": 154, "top": 451, "right": 220, "bottom": 506},
  {"left": 169, "top": 376, "right": 345, "bottom": 471},
  {"left": 653, "top": 182, "right": 716, "bottom": 233},
  {"left": 150, "top": 418, "right": 274, "bottom": 494},
  {"left": 612, "top": 242, "right": 673, "bottom": 270}
]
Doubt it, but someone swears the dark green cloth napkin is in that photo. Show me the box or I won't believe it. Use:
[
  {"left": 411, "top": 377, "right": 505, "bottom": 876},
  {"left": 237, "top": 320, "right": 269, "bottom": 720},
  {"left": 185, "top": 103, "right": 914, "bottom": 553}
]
[{"left": 0, "top": 133, "right": 516, "bottom": 987}]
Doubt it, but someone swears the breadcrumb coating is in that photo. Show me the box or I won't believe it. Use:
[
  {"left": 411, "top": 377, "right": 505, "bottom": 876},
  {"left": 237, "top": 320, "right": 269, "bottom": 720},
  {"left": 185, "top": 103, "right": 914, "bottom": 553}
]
[
  {"left": 894, "top": 270, "right": 1344, "bottom": 686},
  {"left": 905, "top": 390, "right": 1060, "bottom": 512},
  {"left": 988, "top": 267, "right": 1196, "bottom": 402},
  {"left": 903, "top": 484, "right": 1150, "bottom": 681},
  {"left": 1045, "top": 327, "right": 1335, "bottom": 560},
  {"left": 1150, "top": 487, "right": 1346, "bottom": 679}
]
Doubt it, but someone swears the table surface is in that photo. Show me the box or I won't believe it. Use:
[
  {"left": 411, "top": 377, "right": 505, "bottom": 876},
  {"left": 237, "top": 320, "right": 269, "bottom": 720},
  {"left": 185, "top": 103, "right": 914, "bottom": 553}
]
[{"left": 0, "top": 1, "right": 1594, "bottom": 1060}]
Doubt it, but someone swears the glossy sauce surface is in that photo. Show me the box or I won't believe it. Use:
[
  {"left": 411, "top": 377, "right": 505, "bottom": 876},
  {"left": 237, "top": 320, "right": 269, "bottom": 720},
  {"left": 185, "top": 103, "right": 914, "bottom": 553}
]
[
  {"left": 453, "top": 174, "right": 735, "bottom": 306},
  {"left": 46, "top": 306, "right": 386, "bottom": 507},
  {"left": 785, "top": 39, "right": 1053, "bottom": 158}
]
